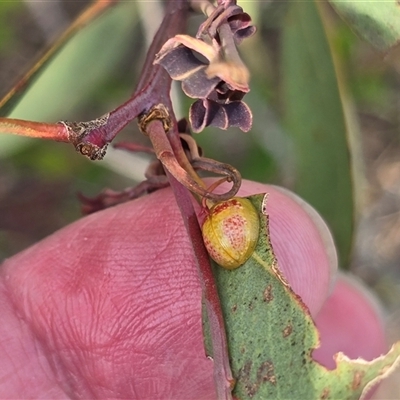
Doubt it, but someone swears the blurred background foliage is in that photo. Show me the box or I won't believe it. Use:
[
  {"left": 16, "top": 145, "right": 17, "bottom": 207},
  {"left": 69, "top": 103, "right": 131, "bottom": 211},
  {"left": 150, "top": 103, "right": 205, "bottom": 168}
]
[{"left": 1, "top": 2, "right": 400, "bottom": 391}]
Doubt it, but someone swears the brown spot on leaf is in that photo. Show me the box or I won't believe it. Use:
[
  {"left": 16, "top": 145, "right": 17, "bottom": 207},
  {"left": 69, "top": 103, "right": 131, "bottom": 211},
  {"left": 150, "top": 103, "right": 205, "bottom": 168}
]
[
  {"left": 237, "top": 360, "right": 276, "bottom": 397},
  {"left": 232, "top": 304, "right": 237, "bottom": 312},
  {"left": 258, "top": 361, "right": 276, "bottom": 385},
  {"left": 352, "top": 370, "right": 365, "bottom": 390},
  {"left": 238, "top": 361, "right": 257, "bottom": 397},
  {"left": 263, "top": 285, "right": 273, "bottom": 303},
  {"left": 282, "top": 324, "right": 293, "bottom": 338},
  {"left": 320, "top": 387, "right": 330, "bottom": 399}
]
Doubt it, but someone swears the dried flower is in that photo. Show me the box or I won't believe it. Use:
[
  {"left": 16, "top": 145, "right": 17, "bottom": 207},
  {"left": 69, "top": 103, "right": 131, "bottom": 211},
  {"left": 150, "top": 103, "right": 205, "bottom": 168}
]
[{"left": 154, "top": 0, "right": 255, "bottom": 133}]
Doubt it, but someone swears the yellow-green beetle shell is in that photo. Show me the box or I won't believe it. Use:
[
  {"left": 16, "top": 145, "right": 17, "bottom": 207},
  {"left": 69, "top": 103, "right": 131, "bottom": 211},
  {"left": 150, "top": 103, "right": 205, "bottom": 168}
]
[{"left": 201, "top": 197, "right": 260, "bottom": 269}]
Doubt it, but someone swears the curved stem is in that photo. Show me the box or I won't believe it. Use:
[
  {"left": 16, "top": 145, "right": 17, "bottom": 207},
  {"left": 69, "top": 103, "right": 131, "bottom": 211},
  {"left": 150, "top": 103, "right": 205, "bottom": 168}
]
[
  {"left": 147, "top": 119, "right": 240, "bottom": 202},
  {"left": 192, "top": 156, "right": 241, "bottom": 199},
  {"left": 169, "top": 119, "right": 206, "bottom": 190},
  {"left": 179, "top": 133, "right": 201, "bottom": 159}
]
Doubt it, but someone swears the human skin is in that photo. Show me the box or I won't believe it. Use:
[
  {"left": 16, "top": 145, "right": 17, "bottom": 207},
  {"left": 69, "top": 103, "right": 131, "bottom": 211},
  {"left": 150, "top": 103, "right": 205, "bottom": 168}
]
[{"left": 0, "top": 180, "right": 387, "bottom": 399}]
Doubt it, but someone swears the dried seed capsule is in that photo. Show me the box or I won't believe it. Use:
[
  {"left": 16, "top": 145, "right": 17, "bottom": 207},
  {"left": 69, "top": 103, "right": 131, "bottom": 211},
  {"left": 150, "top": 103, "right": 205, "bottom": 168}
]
[{"left": 201, "top": 197, "right": 260, "bottom": 269}]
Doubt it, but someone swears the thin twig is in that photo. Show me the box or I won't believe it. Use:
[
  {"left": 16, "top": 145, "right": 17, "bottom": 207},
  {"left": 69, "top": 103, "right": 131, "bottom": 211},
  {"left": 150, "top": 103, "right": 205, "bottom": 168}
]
[
  {"left": 0, "top": 118, "right": 68, "bottom": 141},
  {"left": 166, "top": 170, "right": 235, "bottom": 400}
]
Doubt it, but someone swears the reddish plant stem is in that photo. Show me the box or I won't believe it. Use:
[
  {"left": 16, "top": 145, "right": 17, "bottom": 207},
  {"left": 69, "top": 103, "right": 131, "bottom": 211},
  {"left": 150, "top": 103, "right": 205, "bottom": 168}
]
[
  {"left": 135, "top": 3, "right": 234, "bottom": 395},
  {"left": 146, "top": 119, "right": 234, "bottom": 398},
  {"left": 166, "top": 169, "right": 234, "bottom": 400},
  {"left": 167, "top": 112, "right": 203, "bottom": 183},
  {"left": 146, "top": 119, "right": 239, "bottom": 202},
  {"left": 83, "top": 0, "right": 188, "bottom": 147},
  {"left": 0, "top": 118, "right": 68, "bottom": 141},
  {"left": 134, "top": 0, "right": 188, "bottom": 95},
  {"left": 0, "top": 1, "right": 185, "bottom": 148}
]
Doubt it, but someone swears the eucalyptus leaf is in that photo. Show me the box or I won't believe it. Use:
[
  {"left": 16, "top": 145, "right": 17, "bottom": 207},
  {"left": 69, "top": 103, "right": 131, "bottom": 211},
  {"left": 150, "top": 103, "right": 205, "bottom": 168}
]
[
  {"left": 7, "top": 2, "right": 137, "bottom": 122},
  {"left": 0, "top": 2, "right": 137, "bottom": 159},
  {"left": 328, "top": 0, "right": 400, "bottom": 52},
  {"left": 205, "top": 193, "right": 400, "bottom": 399},
  {"left": 0, "top": 1, "right": 120, "bottom": 117},
  {"left": 281, "top": 1, "right": 353, "bottom": 267}
]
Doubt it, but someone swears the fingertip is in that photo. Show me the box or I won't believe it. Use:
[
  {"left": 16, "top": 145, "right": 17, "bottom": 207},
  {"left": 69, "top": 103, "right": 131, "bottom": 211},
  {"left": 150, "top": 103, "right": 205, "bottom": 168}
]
[
  {"left": 270, "top": 185, "right": 338, "bottom": 296},
  {"left": 265, "top": 185, "right": 338, "bottom": 316},
  {"left": 2, "top": 189, "right": 216, "bottom": 399},
  {"left": 313, "top": 273, "right": 387, "bottom": 369}
]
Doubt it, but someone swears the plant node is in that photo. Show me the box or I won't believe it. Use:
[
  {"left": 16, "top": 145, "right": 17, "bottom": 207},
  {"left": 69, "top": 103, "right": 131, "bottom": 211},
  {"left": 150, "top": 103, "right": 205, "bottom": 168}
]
[
  {"left": 138, "top": 104, "right": 172, "bottom": 135},
  {"left": 60, "top": 114, "right": 110, "bottom": 160}
]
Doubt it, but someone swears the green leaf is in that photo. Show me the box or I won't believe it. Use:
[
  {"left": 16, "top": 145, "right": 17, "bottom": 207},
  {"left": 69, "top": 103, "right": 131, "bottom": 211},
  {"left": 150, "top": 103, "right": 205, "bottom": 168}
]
[
  {"left": 0, "top": 1, "right": 118, "bottom": 117},
  {"left": 206, "top": 194, "right": 400, "bottom": 399},
  {"left": 281, "top": 1, "right": 353, "bottom": 266},
  {"left": 0, "top": 1, "right": 21, "bottom": 53},
  {"left": 328, "top": 0, "right": 400, "bottom": 52},
  {"left": 0, "top": 2, "right": 137, "bottom": 159},
  {"left": 6, "top": 2, "right": 137, "bottom": 122}
]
